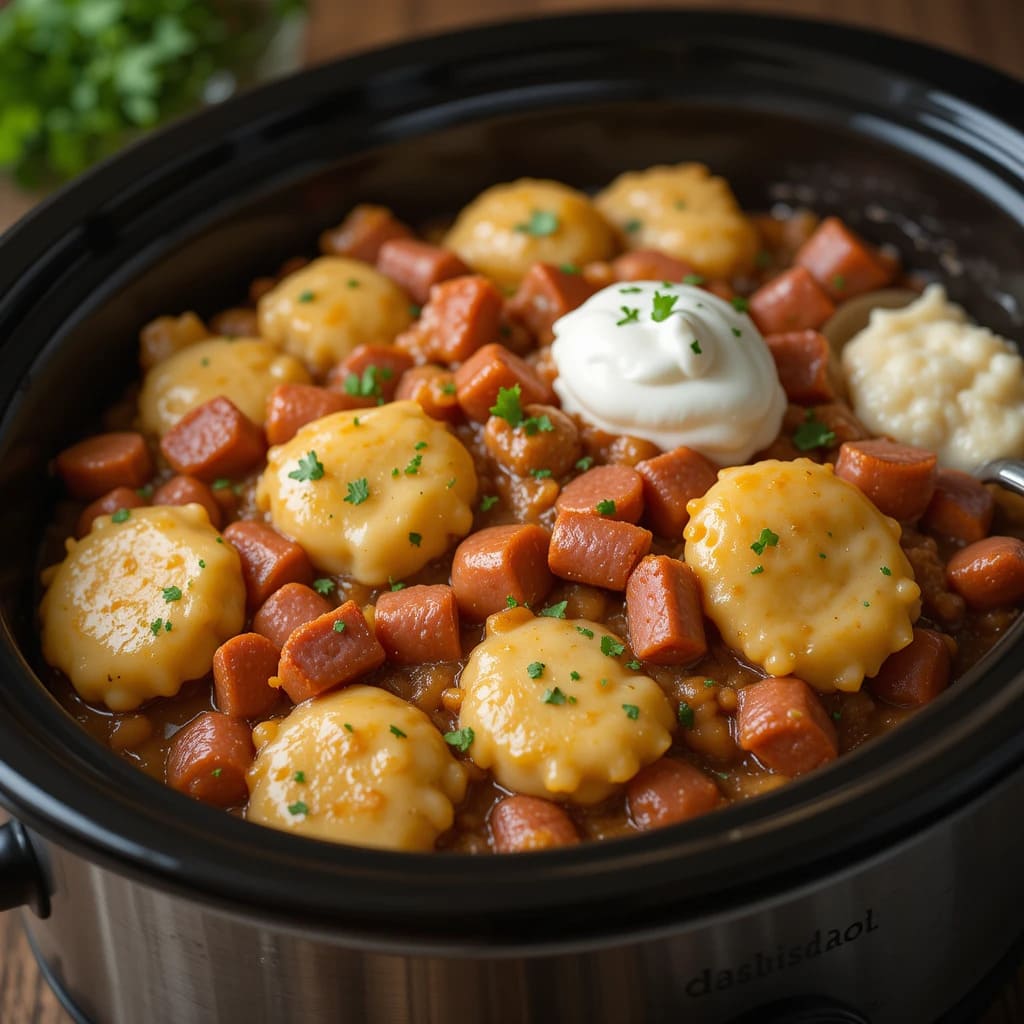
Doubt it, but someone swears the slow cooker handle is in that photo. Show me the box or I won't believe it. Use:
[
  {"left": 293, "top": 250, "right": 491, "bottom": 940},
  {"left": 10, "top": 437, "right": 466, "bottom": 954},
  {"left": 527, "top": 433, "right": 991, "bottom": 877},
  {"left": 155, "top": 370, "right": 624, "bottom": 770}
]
[{"left": 0, "top": 819, "right": 49, "bottom": 916}]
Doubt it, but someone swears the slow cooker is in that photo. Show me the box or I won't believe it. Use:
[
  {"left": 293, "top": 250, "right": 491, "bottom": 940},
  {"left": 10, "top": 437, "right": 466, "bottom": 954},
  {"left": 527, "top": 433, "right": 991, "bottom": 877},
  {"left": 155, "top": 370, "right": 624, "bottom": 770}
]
[{"left": 1, "top": 12, "right": 1022, "bottom": 1024}]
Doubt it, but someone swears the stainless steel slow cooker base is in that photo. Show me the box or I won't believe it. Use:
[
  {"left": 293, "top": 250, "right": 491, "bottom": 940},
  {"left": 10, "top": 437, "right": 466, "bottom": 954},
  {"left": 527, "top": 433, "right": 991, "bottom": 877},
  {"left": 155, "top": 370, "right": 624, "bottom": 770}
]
[{"left": 19, "top": 768, "right": 1024, "bottom": 1024}]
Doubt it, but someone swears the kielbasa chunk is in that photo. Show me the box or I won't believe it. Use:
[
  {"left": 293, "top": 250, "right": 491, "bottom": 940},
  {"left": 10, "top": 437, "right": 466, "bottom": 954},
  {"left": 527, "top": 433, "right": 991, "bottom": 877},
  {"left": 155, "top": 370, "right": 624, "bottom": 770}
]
[{"left": 166, "top": 712, "right": 254, "bottom": 807}]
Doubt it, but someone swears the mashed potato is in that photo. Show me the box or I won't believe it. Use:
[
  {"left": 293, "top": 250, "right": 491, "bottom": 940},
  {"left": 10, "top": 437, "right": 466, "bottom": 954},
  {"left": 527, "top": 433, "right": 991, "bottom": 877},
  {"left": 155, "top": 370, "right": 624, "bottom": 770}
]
[
  {"left": 40, "top": 505, "right": 245, "bottom": 710},
  {"left": 138, "top": 337, "right": 309, "bottom": 437},
  {"left": 842, "top": 285, "right": 1024, "bottom": 471},
  {"left": 684, "top": 459, "right": 920, "bottom": 692},
  {"left": 595, "top": 163, "right": 758, "bottom": 279},
  {"left": 458, "top": 609, "right": 675, "bottom": 803},
  {"left": 247, "top": 685, "right": 467, "bottom": 851}
]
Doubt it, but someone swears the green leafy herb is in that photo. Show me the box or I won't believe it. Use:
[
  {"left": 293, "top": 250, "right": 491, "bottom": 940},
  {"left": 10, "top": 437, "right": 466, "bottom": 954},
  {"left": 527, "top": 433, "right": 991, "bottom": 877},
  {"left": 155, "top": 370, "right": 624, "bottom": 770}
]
[
  {"left": 575, "top": 456, "right": 595, "bottom": 472},
  {"left": 819, "top": 552, "right": 827, "bottom": 559},
  {"left": 162, "top": 586, "right": 182, "bottom": 603},
  {"left": 298, "top": 290, "right": 315, "bottom": 303},
  {"left": 347, "top": 278, "right": 360, "bottom": 288},
  {"left": 880, "top": 565, "right": 892, "bottom": 576},
  {"left": 625, "top": 659, "right": 642, "bottom": 671},
  {"left": 293, "top": 771, "right": 306, "bottom": 783},
  {"left": 862, "top": 600, "right": 871, "bottom": 608},
  {"left": 389, "top": 724, "right": 407, "bottom": 739},
  {"left": 446, "top": 478, "right": 456, "bottom": 489},
  {"left": 506, "top": 595, "right": 518, "bottom": 609},
  {"left": 527, "top": 661, "right": 545, "bottom": 679},
  {"left": 751, "top": 565, "right": 764, "bottom": 575},
  {"left": 480, "top": 495, "right": 499, "bottom": 512},
  {"left": 288, "top": 450, "right": 325, "bottom": 483},
  {"left": 601, "top": 635, "right": 626, "bottom": 658},
  {"left": 332, "top": 620, "right": 346, "bottom": 634},
  {"left": 211, "top": 768, "right": 222, "bottom": 777},
  {"left": 731, "top": 296, "right": 750, "bottom": 313},
  {"left": 135, "top": 483, "right": 154, "bottom": 499},
  {"left": 149, "top": 618, "right": 163, "bottom": 635},
  {"left": 404, "top": 454, "right": 423, "bottom": 475},
  {"left": 622, "top": 704, "right": 640, "bottom": 720},
  {"left": 313, "top": 578, "right": 334, "bottom": 595},
  {"left": 344, "top": 364, "right": 392, "bottom": 399},
  {"left": 624, "top": 218, "right": 643, "bottom": 233},
  {"left": 344, "top": 723, "right": 354, "bottom": 732},
  {"left": 111, "top": 508, "right": 131, "bottom": 523},
  {"left": 569, "top": 670, "right": 581, "bottom": 681},
  {"left": 408, "top": 531, "right": 422, "bottom": 546},
  {"left": 683, "top": 273, "right": 704, "bottom": 285},
  {"left": 490, "top": 384, "right": 524, "bottom": 427},
  {"left": 212, "top": 478, "right": 231, "bottom": 491},
  {"left": 441, "top": 380, "right": 457, "bottom": 395},
  {"left": 542, "top": 687, "right": 568, "bottom": 705},
  {"left": 522, "top": 414, "right": 554, "bottom": 436},
  {"left": 443, "top": 727, "right": 475, "bottom": 752},
  {"left": 750, "top": 527, "right": 780, "bottom": 556},
  {"left": 343, "top": 477, "right": 370, "bottom": 505},
  {"left": 704, "top": 678, "right": 715, "bottom": 688},
  {"left": 731, "top": 327, "right": 742, "bottom": 338},
  {"left": 164, "top": 620, "right": 172, "bottom": 632},
  {"left": 515, "top": 209, "right": 560, "bottom": 237},
  {"left": 352, "top": 417, "right": 361, "bottom": 427},
  {"left": 619, "top": 286, "right": 642, "bottom": 294},
  {"left": 198, "top": 559, "right": 206, "bottom": 569},
  {"left": 287, "top": 801, "right": 309, "bottom": 816},
  {"left": 389, "top": 577, "right": 405, "bottom": 591},
  {"left": 617, "top": 306, "right": 640, "bottom": 326},
  {"left": 595, "top": 499, "right": 616, "bottom": 517},
  {"left": 651, "top": 291, "right": 679, "bottom": 322},
  {"left": 540, "top": 600, "right": 568, "bottom": 619},
  {"left": 793, "top": 410, "right": 837, "bottom": 452},
  {"left": 576, "top": 626, "right": 594, "bottom": 639},
  {"left": 559, "top": 262, "right": 580, "bottom": 274},
  {"left": 408, "top": 304, "right": 421, "bottom": 318},
  {"left": 531, "top": 468, "right": 552, "bottom": 479},
  {"left": 690, "top": 339, "right": 702, "bottom": 354},
  {"left": 677, "top": 701, "right": 695, "bottom": 728}
]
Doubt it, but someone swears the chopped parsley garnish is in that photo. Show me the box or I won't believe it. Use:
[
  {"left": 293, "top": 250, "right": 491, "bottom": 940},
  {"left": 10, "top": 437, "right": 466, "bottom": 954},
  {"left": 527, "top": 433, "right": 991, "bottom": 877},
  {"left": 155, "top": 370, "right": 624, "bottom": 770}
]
[
  {"left": 515, "top": 209, "right": 560, "bottom": 237},
  {"left": 527, "top": 661, "right": 545, "bottom": 679},
  {"left": 287, "top": 801, "right": 309, "bottom": 815},
  {"left": 343, "top": 477, "right": 370, "bottom": 505},
  {"left": 683, "top": 273, "right": 704, "bottom": 285},
  {"left": 751, "top": 565, "right": 765, "bottom": 575},
  {"left": 690, "top": 339, "right": 702, "bottom": 354},
  {"left": 559, "top": 263, "right": 580, "bottom": 274},
  {"left": 164, "top": 620, "right": 172, "bottom": 631},
  {"left": 347, "top": 278, "right": 360, "bottom": 288},
  {"left": 731, "top": 327, "right": 742, "bottom": 338},
  {"left": 651, "top": 290, "right": 679, "bottom": 322},
  {"left": 601, "top": 635, "right": 626, "bottom": 658},
  {"left": 414, "top": 441, "right": 428, "bottom": 451},
  {"left": 576, "top": 626, "right": 594, "bottom": 639},
  {"left": 730, "top": 296, "right": 749, "bottom": 313},
  {"left": 677, "top": 701, "right": 695, "bottom": 728},
  {"left": 389, "top": 577, "right": 405, "bottom": 591},
  {"left": 617, "top": 306, "right": 640, "bottom": 326},
  {"left": 288, "top": 450, "right": 325, "bottom": 482},
  {"left": 792, "top": 410, "right": 837, "bottom": 452},
  {"left": 540, "top": 600, "right": 568, "bottom": 619},
  {"left": 480, "top": 495, "right": 499, "bottom": 512},
  {"left": 198, "top": 559, "right": 206, "bottom": 569},
  {"left": 111, "top": 508, "right": 131, "bottom": 523},
  {"left": 704, "top": 678, "right": 715, "bottom": 688},
  {"left": 622, "top": 704, "right": 640, "bottom": 720},
  {"left": 332, "top": 620, "right": 346, "bottom": 633},
  {"left": 505, "top": 595, "right": 518, "bottom": 609},
  {"left": 542, "top": 687, "right": 568, "bottom": 705},
  {"left": 344, "top": 723, "right": 354, "bottom": 732},
  {"left": 522, "top": 414, "right": 554, "bottom": 436},
  {"left": 595, "top": 499, "right": 616, "bottom": 517},
  {"left": 750, "top": 527, "right": 780, "bottom": 556},
  {"left": 389, "top": 724, "right": 408, "bottom": 738},
  {"left": 211, "top": 768, "right": 222, "bottom": 777},
  {"left": 862, "top": 601, "right": 871, "bottom": 608},
  {"left": 880, "top": 565, "right": 892, "bottom": 576},
  {"left": 490, "top": 384, "right": 524, "bottom": 427},
  {"left": 446, "top": 478, "right": 456, "bottom": 489},
  {"left": 404, "top": 454, "right": 423, "bottom": 475},
  {"left": 624, "top": 218, "right": 643, "bottom": 233},
  {"left": 575, "top": 456, "right": 595, "bottom": 472},
  {"left": 531, "top": 468, "right": 552, "bottom": 479},
  {"left": 353, "top": 417, "right": 361, "bottom": 426},
  {"left": 293, "top": 771, "right": 306, "bottom": 783},
  {"left": 313, "top": 578, "right": 334, "bottom": 595},
  {"left": 212, "top": 478, "right": 231, "bottom": 490},
  {"left": 444, "top": 727, "right": 475, "bottom": 752},
  {"left": 149, "top": 618, "right": 163, "bottom": 635},
  {"left": 200, "top": 357, "right": 210, "bottom": 367},
  {"left": 626, "top": 659, "right": 642, "bottom": 671},
  {"left": 819, "top": 552, "right": 827, "bottom": 559},
  {"left": 162, "top": 586, "right": 182, "bottom": 602},
  {"left": 833, "top": 274, "right": 846, "bottom": 291},
  {"left": 408, "top": 304, "right": 421, "bottom": 318},
  {"left": 344, "top": 364, "right": 392, "bottom": 399},
  {"left": 569, "top": 670, "right": 581, "bottom": 681},
  {"left": 297, "top": 290, "right": 315, "bottom": 303},
  {"left": 408, "top": 532, "right": 422, "bottom": 546},
  {"left": 619, "top": 286, "right": 642, "bottom": 294},
  {"left": 441, "top": 380, "right": 457, "bottom": 395},
  {"left": 135, "top": 484, "right": 154, "bottom": 499}
]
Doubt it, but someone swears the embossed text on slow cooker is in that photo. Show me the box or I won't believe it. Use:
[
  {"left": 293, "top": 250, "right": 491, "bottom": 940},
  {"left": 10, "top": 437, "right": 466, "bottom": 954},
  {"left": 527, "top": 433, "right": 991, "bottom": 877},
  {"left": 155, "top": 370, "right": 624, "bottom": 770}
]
[{"left": 684, "top": 907, "right": 879, "bottom": 997}]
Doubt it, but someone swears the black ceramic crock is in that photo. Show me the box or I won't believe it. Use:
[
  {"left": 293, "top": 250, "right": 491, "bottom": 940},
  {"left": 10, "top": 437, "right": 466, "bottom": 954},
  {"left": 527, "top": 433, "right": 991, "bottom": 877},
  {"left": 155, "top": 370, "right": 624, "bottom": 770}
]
[{"left": 1, "top": 12, "right": 1023, "bottom": 1024}]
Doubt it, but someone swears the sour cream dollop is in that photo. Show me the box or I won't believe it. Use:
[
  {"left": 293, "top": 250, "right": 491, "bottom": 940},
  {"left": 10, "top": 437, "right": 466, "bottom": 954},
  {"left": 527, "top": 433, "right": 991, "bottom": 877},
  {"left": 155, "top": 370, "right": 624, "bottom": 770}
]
[{"left": 551, "top": 282, "right": 786, "bottom": 465}]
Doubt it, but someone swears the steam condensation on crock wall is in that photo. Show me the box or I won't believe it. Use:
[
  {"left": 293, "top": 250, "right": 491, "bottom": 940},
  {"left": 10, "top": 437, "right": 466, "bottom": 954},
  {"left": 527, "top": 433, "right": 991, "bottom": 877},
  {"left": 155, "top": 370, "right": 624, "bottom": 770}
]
[{"left": 550, "top": 282, "right": 786, "bottom": 465}]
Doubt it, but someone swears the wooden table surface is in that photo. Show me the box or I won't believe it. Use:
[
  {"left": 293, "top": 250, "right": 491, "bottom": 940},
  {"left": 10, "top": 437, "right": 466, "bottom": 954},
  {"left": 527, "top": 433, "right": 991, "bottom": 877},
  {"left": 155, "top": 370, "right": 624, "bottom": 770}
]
[{"left": 1, "top": 1, "right": 1022, "bottom": 1021}]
